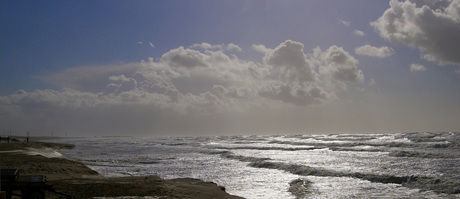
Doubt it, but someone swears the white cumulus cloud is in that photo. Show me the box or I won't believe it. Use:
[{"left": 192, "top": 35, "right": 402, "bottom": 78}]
[
  {"left": 353, "top": 30, "right": 366, "bottom": 36},
  {"left": 160, "top": 46, "right": 209, "bottom": 68},
  {"left": 371, "top": 0, "right": 460, "bottom": 65},
  {"left": 355, "top": 45, "right": 395, "bottom": 58},
  {"left": 226, "top": 43, "right": 243, "bottom": 52},
  {"left": 1, "top": 41, "right": 365, "bottom": 135},
  {"left": 410, "top": 63, "right": 427, "bottom": 72},
  {"left": 264, "top": 40, "right": 317, "bottom": 83},
  {"left": 339, "top": 19, "right": 351, "bottom": 26},
  {"left": 315, "top": 45, "right": 364, "bottom": 88},
  {"left": 190, "top": 43, "right": 242, "bottom": 52}
]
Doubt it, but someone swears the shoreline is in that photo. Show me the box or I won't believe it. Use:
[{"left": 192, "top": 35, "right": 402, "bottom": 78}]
[{"left": 0, "top": 141, "right": 244, "bottom": 199}]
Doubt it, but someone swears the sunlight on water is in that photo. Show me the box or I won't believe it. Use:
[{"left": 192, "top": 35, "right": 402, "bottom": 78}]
[{"left": 56, "top": 132, "right": 460, "bottom": 199}]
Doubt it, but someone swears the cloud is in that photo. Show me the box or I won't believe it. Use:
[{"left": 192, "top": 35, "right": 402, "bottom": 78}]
[
  {"left": 38, "top": 64, "right": 143, "bottom": 93},
  {"left": 190, "top": 43, "right": 242, "bottom": 52},
  {"left": 160, "top": 46, "right": 209, "bottom": 68},
  {"left": 371, "top": 0, "right": 460, "bottom": 65},
  {"left": 138, "top": 41, "right": 155, "bottom": 48},
  {"left": 1, "top": 41, "right": 365, "bottom": 135},
  {"left": 315, "top": 45, "right": 364, "bottom": 84},
  {"left": 252, "top": 44, "right": 270, "bottom": 53},
  {"left": 369, "top": 78, "right": 376, "bottom": 86},
  {"left": 353, "top": 30, "right": 366, "bottom": 36},
  {"left": 254, "top": 40, "right": 363, "bottom": 106},
  {"left": 149, "top": 42, "right": 155, "bottom": 48},
  {"left": 339, "top": 19, "right": 351, "bottom": 26},
  {"left": 252, "top": 41, "right": 328, "bottom": 106},
  {"left": 107, "top": 75, "right": 138, "bottom": 94},
  {"left": 355, "top": 45, "right": 395, "bottom": 58},
  {"left": 226, "top": 43, "right": 243, "bottom": 52},
  {"left": 264, "top": 40, "right": 317, "bottom": 83},
  {"left": 190, "top": 42, "right": 219, "bottom": 50},
  {"left": 258, "top": 83, "right": 330, "bottom": 106},
  {"left": 410, "top": 63, "right": 427, "bottom": 72}
]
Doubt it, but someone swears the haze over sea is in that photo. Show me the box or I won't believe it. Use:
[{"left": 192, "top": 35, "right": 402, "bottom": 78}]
[
  {"left": 2, "top": 1, "right": 460, "bottom": 198},
  {"left": 2, "top": 1, "right": 460, "bottom": 138},
  {"left": 49, "top": 132, "right": 460, "bottom": 199}
]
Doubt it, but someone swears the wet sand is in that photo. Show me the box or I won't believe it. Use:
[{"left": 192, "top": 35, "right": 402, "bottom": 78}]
[{"left": 0, "top": 141, "right": 244, "bottom": 199}]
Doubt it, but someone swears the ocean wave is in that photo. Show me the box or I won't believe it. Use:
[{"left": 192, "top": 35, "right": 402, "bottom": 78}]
[
  {"left": 0, "top": 147, "right": 64, "bottom": 158},
  {"left": 248, "top": 161, "right": 337, "bottom": 177},
  {"left": 267, "top": 140, "right": 408, "bottom": 148},
  {"left": 160, "top": 142, "right": 188, "bottom": 146},
  {"left": 404, "top": 177, "right": 460, "bottom": 194},
  {"left": 328, "top": 146, "right": 384, "bottom": 152},
  {"left": 268, "top": 139, "right": 456, "bottom": 150},
  {"left": 218, "top": 151, "right": 271, "bottom": 162},
  {"left": 137, "top": 161, "right": 161, "bottom": 164},
  {"left": 399, "top": 132, "right": 460, "bottom": 148},
  {"left": 85, "top": 162, "right": 133, "bottom": 168},
  {"left": 388, "top": 150, "right": 460, "bottom": 159},
  {"left": 59, "top": 133, "right": 460, "bottom": 198},
  {"left": 248, "top": 160, "right": 460, "bottom": 194},
  {"left": 208, "top": 145, "right": 321, "bottom": 151},
  {"left": 24, "top": 147, "right": 63, "bottom": 158},
  {"left": 214, "top": 149, "right": 460, "bottom": 195},
  {"left": 136, "top": 157, "right": 176, "bottom": 164},
  {"left": 401, "top": 132, "right": 450, "bottom": 142},
  {"left": 309, "top": 134, "right": 378, "bottom": 142},
  {"left": 288, "top": 178, "right": 315, "bottom": 199}
]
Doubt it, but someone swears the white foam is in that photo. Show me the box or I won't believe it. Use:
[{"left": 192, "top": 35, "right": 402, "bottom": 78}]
[
  {"left": 0, "top": 147, "right": 62, "bottom": 158},
  {"left": 57, "top": 133, "right": 459, "bottom": 199},
  {"left": 24, "top": 147, "right": 63, "bottom": 158}
]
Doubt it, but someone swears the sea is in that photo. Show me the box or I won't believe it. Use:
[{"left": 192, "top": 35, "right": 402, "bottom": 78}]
[{"left": 47, "top": 132, "right": 459, "bottom": 199}]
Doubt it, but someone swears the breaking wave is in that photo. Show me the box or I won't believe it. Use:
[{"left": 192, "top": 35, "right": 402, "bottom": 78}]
[
  {"left": 24, "top": 147, "right": 63, "bottom": 158},
  {"left": 203, "top": 150, "right": 271, "bottom": 162},
  {"left": 208, "top": 146, "right": 321, "bottom": 151},
  {"left": 288, "top": 178, "right": 315, "bottom": 199},
  {"left": 269, "top": 132, "right": 459, "bottom": 148},
  {"left": 249, "top": 160, "right": 460, "bottom": 194},
  {"left": 389, "top": 150, "right": 460, "bottom": 159},
  {"left": 56, "top": 132, "right": 459, "bottom": 198},
  {"left": 216, "top": 150, "right": 460, "bottom": 194}
]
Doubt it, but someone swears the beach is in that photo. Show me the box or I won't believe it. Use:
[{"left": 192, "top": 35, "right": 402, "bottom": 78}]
[
  {"left": 0, "top": 140, "right": 244, "bottom": 199},
  {"left": 2, "top": 133, "right": 459, "bottom": 199}
]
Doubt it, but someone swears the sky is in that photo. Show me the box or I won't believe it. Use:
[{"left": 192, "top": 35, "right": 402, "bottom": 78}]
[{"left": 1, "top": 0, "right": 460, "bottom": 137}]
